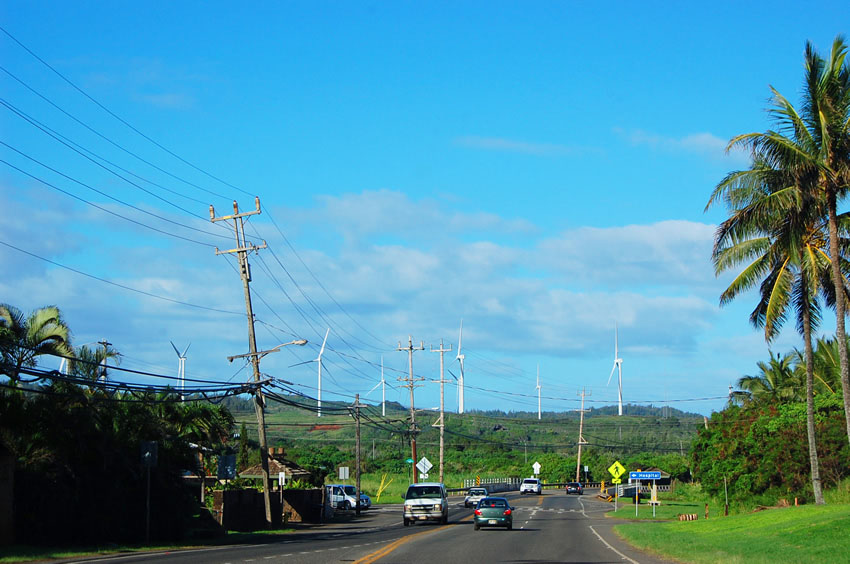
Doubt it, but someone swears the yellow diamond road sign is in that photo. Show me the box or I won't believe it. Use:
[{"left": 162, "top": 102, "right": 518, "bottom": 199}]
[{"left": 608, "top": 461, "right": 626, "bottom": 479}]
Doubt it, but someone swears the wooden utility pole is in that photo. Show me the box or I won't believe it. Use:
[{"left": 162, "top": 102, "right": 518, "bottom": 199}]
[
  {"left": 355, "top": 393, "right": 362, "bottom": 516},
  {"left": 398, "top": 336, "right": 424, "bottom": 483},
  {"left": 575, "top": 387, "right": 590, "bottom": 482},
  {"left": 430, "top": 339, "right": 452, "bottom": 484},
  {"left": 210, "top": 198, "right": 275, "bottom": 527}
]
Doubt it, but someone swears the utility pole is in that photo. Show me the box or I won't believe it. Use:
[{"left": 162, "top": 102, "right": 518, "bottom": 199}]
[
  {"left": 575, "top": 387, "right": 590, "bottom": 482},
  {"left": 354, "top": 393, "right": 362, "bottom": 516},
  {"left": 98, "top": 339, "right": 112, "bottom": 381},
  {"left": 210, "top": 198, "right": 275, "bottom": 527},
  {"left": 536, "top": 364, "right": 542, "bottom": 420},
  {"left": 431, "top": 339, "right": 452, "bottom": 484},
  {"left": 398, "top": 336, "right": 425, "bottom": 483}
]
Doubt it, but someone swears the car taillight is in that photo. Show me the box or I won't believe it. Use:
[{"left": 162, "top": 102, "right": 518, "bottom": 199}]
[
  {"left": 504, "top": 509, "right": 511, "bottom": 516},
  {"left": 474, "top": 509, "right": 481, "bottom": 515}
]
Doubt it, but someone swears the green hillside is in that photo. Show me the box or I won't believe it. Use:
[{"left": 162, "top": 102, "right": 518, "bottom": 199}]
[{"left": 224, "top": 395, "right": 700, "bottom": 484}]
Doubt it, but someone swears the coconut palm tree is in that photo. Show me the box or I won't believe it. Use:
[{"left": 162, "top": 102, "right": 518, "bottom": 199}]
[
  {"left": 70, "top": 343, "right": 122, "bottom": 381},
  {"left": 736, "top": 351, "right": 802, "bottom": 403},
  {"left": 806, "top": 335, "right": 846, "bottom": 395},
  {"left": 708, "top": 147, "right": 837, "bottom": 504},
  {"left": 724, "top": 37, "right": 850, "bottom": 446},
  {"left": 0, "top": 304, "right": 73, "bottom": 385}
]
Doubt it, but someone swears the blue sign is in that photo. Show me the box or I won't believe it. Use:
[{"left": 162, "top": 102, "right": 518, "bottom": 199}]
[{"left": 629, "top": 471, "right": 661, "bottom": 480}]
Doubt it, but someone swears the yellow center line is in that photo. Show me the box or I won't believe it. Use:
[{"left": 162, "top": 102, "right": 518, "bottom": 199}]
[
  {"left": 355, "top": 512, "right": 475, "bottom": 564},
  {"left": 537, "top": 493, "right": 544, "bottom": 506}
]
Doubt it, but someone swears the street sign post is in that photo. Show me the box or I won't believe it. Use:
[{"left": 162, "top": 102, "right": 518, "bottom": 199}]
[
  {"left": 628, "top": 471, "right": 661, "bottom": 517},
  {"left": 607, "top": 461, "right": 626, "bottom": 512},
  {"left": 629, "top": 471, "right": 661, "bottom": 480},
  {"left": 416, "top": 457, "right": 433, "bottom": 476}
]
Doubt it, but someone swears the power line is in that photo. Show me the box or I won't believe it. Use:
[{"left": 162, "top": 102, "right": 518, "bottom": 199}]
[
  {"left": 0, "top": 64, "right": 232, "bottom": 202},
  {"left": 0, "top": 25, "right": 253, "bottom": 197},
  {"left": 0, "top": 239, "right": 243, "bottom": 315}
]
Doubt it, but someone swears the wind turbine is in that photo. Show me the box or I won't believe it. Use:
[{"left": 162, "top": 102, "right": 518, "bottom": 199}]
[
  {"left": 536, "top": 364, "right": 541, "bottom": 420},
  {"left": 606, "top": 325, "right": 623, "bottom": 416},
  {"left": 171, "top": 341, "right": 190, "bottom": 401},
  {"left": 315, "top": 328, "right": 330, "bottom": 417},
  {"left": 366, "top": 355, "right": 387, "bottom": 416},
  {"left": 456, "top": 319, "right": 465, "bottom": 414}
]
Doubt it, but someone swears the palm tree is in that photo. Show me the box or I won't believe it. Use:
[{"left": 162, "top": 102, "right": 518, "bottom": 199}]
[
  {"left": 708, "top": 148, "right": 833, "bottom": 503},
  {"left": 0, "top": 304, "right": 73, "bottom": 385},
  {"left": 737, "top": 351, "right": 803, "bottom": 403},
  {"left": 725, "top": 37, "right": 850, "bottom": 446},
  {"left": 70, "top": 343, "right": 122, "bottom": 381},
  {"left": 807, "top": 336, "right": 846, "bottom": 395}
]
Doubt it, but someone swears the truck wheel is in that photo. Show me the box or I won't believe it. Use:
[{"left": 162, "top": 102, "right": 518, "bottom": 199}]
[
  {"left": 403, "top": 518, "right": 410, "bottom": 527},
  {"left": 441, "top": 513, "right": 448, "bottom": 525},
  {"left": 343, "top": 500, "right": 351, "bottom": 510},
  {"left": 507, "top": 523, "right": 512, "bottom": 530},
  {"left": 474, "top": 523, "right": 480, "bottom": 531}
]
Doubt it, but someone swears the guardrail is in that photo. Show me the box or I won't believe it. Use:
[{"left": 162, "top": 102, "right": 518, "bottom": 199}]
[{"left": 454, "top": 479, "right": 605, "bottom": 493}]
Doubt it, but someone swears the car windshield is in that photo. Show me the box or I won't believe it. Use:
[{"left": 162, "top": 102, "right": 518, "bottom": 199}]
[
  {"left": 469, "top": 489, "right": 486, "bottom": 496},
  {"left": 481, "top": 499, "right": 506, "bottom": 508},
  {"left": 568, "top": 483, "right": 580, "bottom": 487},
  {"left": 406, "top": 486, "right": 442, "bottom": 499},
  {"left": 523, "top": 479, "right": 537, "bottom": 484}
]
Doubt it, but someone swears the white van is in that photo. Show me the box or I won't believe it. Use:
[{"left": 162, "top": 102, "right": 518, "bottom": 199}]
[
  {"left": 403, "top": 482, "right": 448, "bottom": 526},
  {"left": 326, "top": 484, "right": 372, "bottom": 510}
]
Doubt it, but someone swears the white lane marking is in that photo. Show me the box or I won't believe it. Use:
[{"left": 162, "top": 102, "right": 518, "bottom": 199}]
[
  {"left": 588, "top": 525, "right": 639, "bottom": 564},
  {"left": 579, "top": 497, "right": 589, "bottom": 518}
]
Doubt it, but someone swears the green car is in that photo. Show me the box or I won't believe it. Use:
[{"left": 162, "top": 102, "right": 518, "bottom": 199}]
[{"left": 473, "top": 497, "right": 513, "bottom": 531}]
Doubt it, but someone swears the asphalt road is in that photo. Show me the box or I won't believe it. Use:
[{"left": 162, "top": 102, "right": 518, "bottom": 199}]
[{"left": 66, "top": 489, "right": 677, "bottom": 564}]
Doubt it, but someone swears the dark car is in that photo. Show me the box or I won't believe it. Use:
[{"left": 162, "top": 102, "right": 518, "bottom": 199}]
[
  {"left": 473, "top": 497, "right": 513, "bottom": 530},
  {"left": 565, "top": 482, "right": 583, "bottom": 495}
]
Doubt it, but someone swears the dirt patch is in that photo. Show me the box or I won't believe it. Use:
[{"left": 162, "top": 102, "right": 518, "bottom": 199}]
[{"left": 311, "top": 424, "right": 342, "bottom": 431}]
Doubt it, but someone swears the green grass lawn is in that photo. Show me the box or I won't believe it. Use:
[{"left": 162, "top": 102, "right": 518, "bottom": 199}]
[{"left": 614, "top": 504, "right": 850, "bottom": 564}]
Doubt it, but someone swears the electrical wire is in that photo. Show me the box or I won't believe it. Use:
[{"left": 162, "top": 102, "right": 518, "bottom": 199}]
[{"left": 0, "top": 239, "right": 244, "bottom": 315}]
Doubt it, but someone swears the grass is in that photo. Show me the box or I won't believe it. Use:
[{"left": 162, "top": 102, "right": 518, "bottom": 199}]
[{"left": 614, "top": 503, "right": 850, "bottom": 564}]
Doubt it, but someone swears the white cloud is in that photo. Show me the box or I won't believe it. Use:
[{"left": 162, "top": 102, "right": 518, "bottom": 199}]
[{"left": 616, "top": 128, "right": 749, "bottom": 163}]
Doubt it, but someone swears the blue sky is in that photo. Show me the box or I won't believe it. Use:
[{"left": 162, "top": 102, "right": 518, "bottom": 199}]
[{"left": 1, "top": 1, "right": 847, "bottom": 416}]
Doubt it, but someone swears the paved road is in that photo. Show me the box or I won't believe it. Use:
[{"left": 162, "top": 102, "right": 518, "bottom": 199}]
[{"left": 66, "top": 489, "right": 676, "bottom": 564}]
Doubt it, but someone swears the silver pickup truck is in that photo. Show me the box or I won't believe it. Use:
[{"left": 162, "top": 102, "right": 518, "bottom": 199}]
[{"left": 403, "top": 482, "right": 448, "bottom": 525}]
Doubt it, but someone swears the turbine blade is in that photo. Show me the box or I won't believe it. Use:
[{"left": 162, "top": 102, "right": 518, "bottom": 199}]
[
  {"left": 456, "top": 319, "right": 463, "bottom": 358},
  {"left": 318, "top": 328, "right": 330, "bottom": 359},
  {"left": 614, "top": 324, "right": 619, "bottom": 358},
  {"left": 607, "top": 363, "right": 616, "bottom": 386},
  {"left": 182, "top": 342, "right": 191, "bottom": 356},
  {"left": 170, "top": 341, "right": 180, "bottom": 356}
]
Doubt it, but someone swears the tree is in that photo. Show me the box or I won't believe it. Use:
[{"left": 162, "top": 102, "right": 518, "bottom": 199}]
[
  {"left": 0, "top": 304, "right": 73, "bottom": 385},
  {"left": 807, "top": 336, "right": 846, "bottom": 395},
  {"left": 70, "top": 343, "right": 122, "bottom": 381},
  {"left": 737, "top": 351, "right": 803, "bottom": 403},
  {"left": 723, "top": 37, "right": 850, "bottom": 446},
  {"left": 707, "top": 144, "right": 838, "bottom": 503}
]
